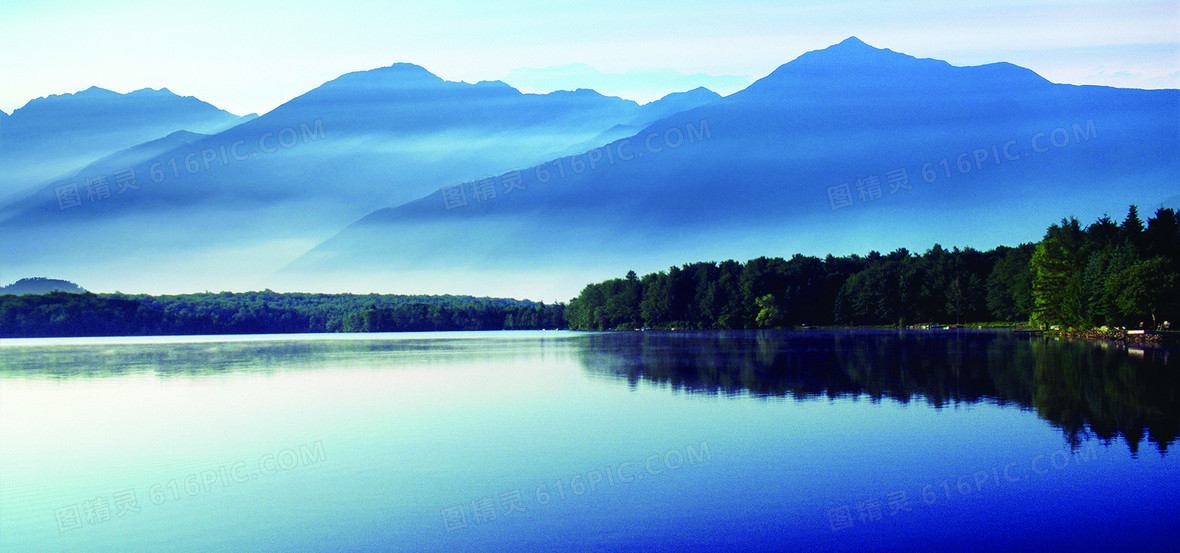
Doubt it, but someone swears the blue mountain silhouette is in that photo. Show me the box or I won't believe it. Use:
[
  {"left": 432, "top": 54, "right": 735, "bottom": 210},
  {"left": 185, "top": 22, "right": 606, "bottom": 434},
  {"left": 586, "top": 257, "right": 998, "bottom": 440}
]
[
  {"left": 2, "top": 38, "right": 1174, "bottom": 298},
  {"left": 0, "top": 86, "right": 248, "bottom": 202},
  {"left": 276, "top": 37, "right": 1178, "bottom": 300},
  {"left": 0, "top": 66, "right": 718, "bottom": 292}
]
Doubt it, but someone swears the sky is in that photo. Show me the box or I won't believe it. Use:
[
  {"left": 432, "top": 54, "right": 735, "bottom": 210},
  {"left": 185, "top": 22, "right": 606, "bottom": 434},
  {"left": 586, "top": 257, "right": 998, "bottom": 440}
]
[{"left": 1, "top": 0, "right": 1177, "bottom": 116}]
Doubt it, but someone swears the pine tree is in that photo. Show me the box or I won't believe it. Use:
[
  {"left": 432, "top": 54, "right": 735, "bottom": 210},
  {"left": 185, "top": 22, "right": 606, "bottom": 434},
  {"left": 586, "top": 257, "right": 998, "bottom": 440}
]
[
  {"left": 1120, "top": 205, "right": 1145, "bottom": 253},
  {"left": 1031, "top": 218, "right": 1086, "bottom": 328}
]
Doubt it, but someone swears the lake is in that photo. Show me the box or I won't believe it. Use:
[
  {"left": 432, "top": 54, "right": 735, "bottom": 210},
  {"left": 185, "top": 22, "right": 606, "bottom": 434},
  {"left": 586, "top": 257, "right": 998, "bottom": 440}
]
[{"left": 1, "top": 330, "right": 1177, "bottom": 552}]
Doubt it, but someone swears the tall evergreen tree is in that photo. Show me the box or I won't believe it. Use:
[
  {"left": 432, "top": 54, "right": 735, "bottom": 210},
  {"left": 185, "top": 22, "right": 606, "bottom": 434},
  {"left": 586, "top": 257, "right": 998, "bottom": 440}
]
[
  {"left": 1031, "top": 218, "right": 1086, "bottom": 328},
  {"left": 1120, "top": 205, "right": 1146, "bottom": 253}
]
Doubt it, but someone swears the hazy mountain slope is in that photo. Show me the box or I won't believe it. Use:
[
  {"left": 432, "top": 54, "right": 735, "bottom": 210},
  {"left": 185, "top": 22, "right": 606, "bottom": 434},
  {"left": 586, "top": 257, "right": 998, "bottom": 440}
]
[
  {"left": 0, "top": 65, "right": 664, "bottom": 292},
  {"left": 278, "top": 38, "right": 1179, "bottom": 301},
  {"left": 0, "top": 87, "right": 248, "bottom": 202},
  {"left": 559, "top": 86, "right": 723, "bottom": 155}
]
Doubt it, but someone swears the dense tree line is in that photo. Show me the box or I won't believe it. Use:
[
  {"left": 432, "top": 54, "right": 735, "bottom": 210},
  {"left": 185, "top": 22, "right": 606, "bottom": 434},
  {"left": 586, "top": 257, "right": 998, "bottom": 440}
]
[
  {"left": 564, "top": 248, "right": 1011, "bottom": 330},
  {"left": 0, "top": 290, "right": 565, "bottom": 338},
  {"left": 1032, "top": 206, "right": 1179, "bottom": 329},
  {"left": 4, "top": 205, "right": 1174, "bottom": 338},
  {"left": 832, "top": 244, "right": 1034, "bottom": 326},
  {"left": 121, "top": 291, "right": 565, "bottom": 333},
  {"left": 0, "top": 292, "right": 201, "bottom": 337},
  {"left": 567, "top": 257, "right": 859, "bottom": 330},
  {"left": 567, "top": 206, "right": 1178, "bottom": 330}
]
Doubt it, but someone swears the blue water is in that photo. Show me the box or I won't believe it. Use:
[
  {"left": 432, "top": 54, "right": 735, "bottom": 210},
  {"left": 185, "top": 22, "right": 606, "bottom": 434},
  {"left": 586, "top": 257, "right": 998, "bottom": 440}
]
[{"left": 1, "top": 330, "right": 1176, "bottom": 552}]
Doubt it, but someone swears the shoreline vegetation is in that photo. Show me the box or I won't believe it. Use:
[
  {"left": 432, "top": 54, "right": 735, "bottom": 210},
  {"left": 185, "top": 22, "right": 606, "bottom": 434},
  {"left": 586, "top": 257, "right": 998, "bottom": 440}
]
[
  {"left": 2, "top": 205, "right": 1176, "bottom": 341},
  {"left": 566, "top": 206, "right": 1178, "bottom": 336},
  {"left": 0, "top": 291, "right": 565, "bottom": 338}
]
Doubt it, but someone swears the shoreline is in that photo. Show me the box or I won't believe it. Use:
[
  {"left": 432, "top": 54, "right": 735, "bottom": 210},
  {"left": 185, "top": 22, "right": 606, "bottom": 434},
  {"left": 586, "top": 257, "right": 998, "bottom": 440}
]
[{"left": 1044, "top": 328, "right": 1178, "bottom": 347}]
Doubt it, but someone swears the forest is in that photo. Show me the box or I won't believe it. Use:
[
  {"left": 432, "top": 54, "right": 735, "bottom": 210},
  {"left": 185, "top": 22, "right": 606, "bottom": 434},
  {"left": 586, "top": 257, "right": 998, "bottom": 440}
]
[
  {"left": 565, "top": 206, "right": 1179, "bottom": 330},
  {"left": 0, "top": 291, "right": 565, "bottom": 337},
  {"left": 2, "top": 205, "right": 1176, "bottom": 337}
]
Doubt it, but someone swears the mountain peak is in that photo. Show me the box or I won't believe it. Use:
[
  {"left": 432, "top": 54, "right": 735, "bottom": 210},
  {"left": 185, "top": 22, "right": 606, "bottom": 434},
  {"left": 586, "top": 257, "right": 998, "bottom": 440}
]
[
  {"left": 735, "top": 37, "right": 1054, "bottom": 100},
  {"left": 18, "top": 86, "right": 181, "bottom": 111},
  {"left": 319, "top": 63, "right": 447, "bottom": 92},
  {"left": 47, "top": 86, "right": 118, "bottom": 101},
  {"left": 379, "top": 63, "right": 443, "bottom": 81},
  {"left": 678, "top": 86, "right": 721, "bottom": 98},
  {"left": 129, "top": 87, "right": 177, "bottom": 96},
  {"left": 796, "top": 36, "right": 911, "bottom": 66},
  {"left": 836, "top": 36, "right": 870, "bottom": 48},
  {"left": 646, "top": 86, "right": 721, "bottom": 107},
  {"left": 384, "top": 62, "right": 435, "bottom": 74},
  {"left": 11, "top": 86, "right": 114, "bottom": 113},
  {"left": 474, "top": 79, "right": 514, "bottom": 89},
  {"left": 163, "top": 129, "right": 205, "bottom": 140}
]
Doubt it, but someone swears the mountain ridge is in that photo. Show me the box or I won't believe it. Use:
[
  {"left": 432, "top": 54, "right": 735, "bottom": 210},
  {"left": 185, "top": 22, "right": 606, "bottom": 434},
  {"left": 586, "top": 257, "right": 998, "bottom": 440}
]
[
  {"left": 1, "top": 38, "right": 1175, "bottom": 298},
  {"left": 0, "top": 61, "right": 724, "bottom": 293},
  {"left": 740, "top": 36, "right": 1050, "bottom": 101},
  {"left": 275, "top": 38, "right": 1177, "bottom": 300},
  {"left": 9, "top": 86, "right": 244, "bottom": 121},
  {"left": 0, "top": 86, "right": 251, "bottom": 202}
]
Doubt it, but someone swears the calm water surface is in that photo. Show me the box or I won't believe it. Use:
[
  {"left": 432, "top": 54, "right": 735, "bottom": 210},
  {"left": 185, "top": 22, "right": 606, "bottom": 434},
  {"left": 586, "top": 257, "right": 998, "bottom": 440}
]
[{"left": 1, "top": 330, "right": 1177, "bottom": 552}]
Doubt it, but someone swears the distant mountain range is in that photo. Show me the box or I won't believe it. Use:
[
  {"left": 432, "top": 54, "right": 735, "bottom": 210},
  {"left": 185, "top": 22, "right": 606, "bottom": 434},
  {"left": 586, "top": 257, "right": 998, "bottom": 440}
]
[
  {"left": 0, "top": 65, "right": 720, "bottom": 292},
  {"left": 0, "top": 86, "right": 251, "bottom": 203},
  {"left": 503, "top": 64, "right": 750, "bottom": 103},
  {"left": 276, "top": 37, "right": 1179, "bottom": 299},
  {"left": 1, "top": 37, "right": 1176, "bottom": 300}
]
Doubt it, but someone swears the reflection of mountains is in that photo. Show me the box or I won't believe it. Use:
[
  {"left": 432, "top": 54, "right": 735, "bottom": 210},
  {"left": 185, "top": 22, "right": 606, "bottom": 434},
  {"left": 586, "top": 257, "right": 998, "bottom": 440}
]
[{"left": 577, "top": 330, "right": 1179, "bottom": 455}]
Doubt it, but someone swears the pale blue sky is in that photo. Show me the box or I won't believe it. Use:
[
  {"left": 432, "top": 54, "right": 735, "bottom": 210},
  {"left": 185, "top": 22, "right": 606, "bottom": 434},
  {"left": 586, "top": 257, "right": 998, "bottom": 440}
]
[{"left": 1, "top": 0, "right": 1176, "bottom": 115}]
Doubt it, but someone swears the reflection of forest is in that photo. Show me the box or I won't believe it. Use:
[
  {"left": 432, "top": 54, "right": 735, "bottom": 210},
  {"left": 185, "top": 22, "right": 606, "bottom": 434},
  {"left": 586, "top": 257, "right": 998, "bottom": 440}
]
[
  {"left": 577, "top": 330, "right": 1178, "bottom": 455},
  {"left": 0, "top": 336, "right": 541, "bottom": 378}
]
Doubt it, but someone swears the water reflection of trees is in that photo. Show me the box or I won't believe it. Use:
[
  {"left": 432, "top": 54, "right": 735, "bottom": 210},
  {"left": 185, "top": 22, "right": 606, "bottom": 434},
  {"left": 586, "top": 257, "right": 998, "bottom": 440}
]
[
  {"left": 0, "top": 337, "right": 535, "bottom": 379},
  {"left": 577, "top": 330, "right": 1178, "bottom": 455}
]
